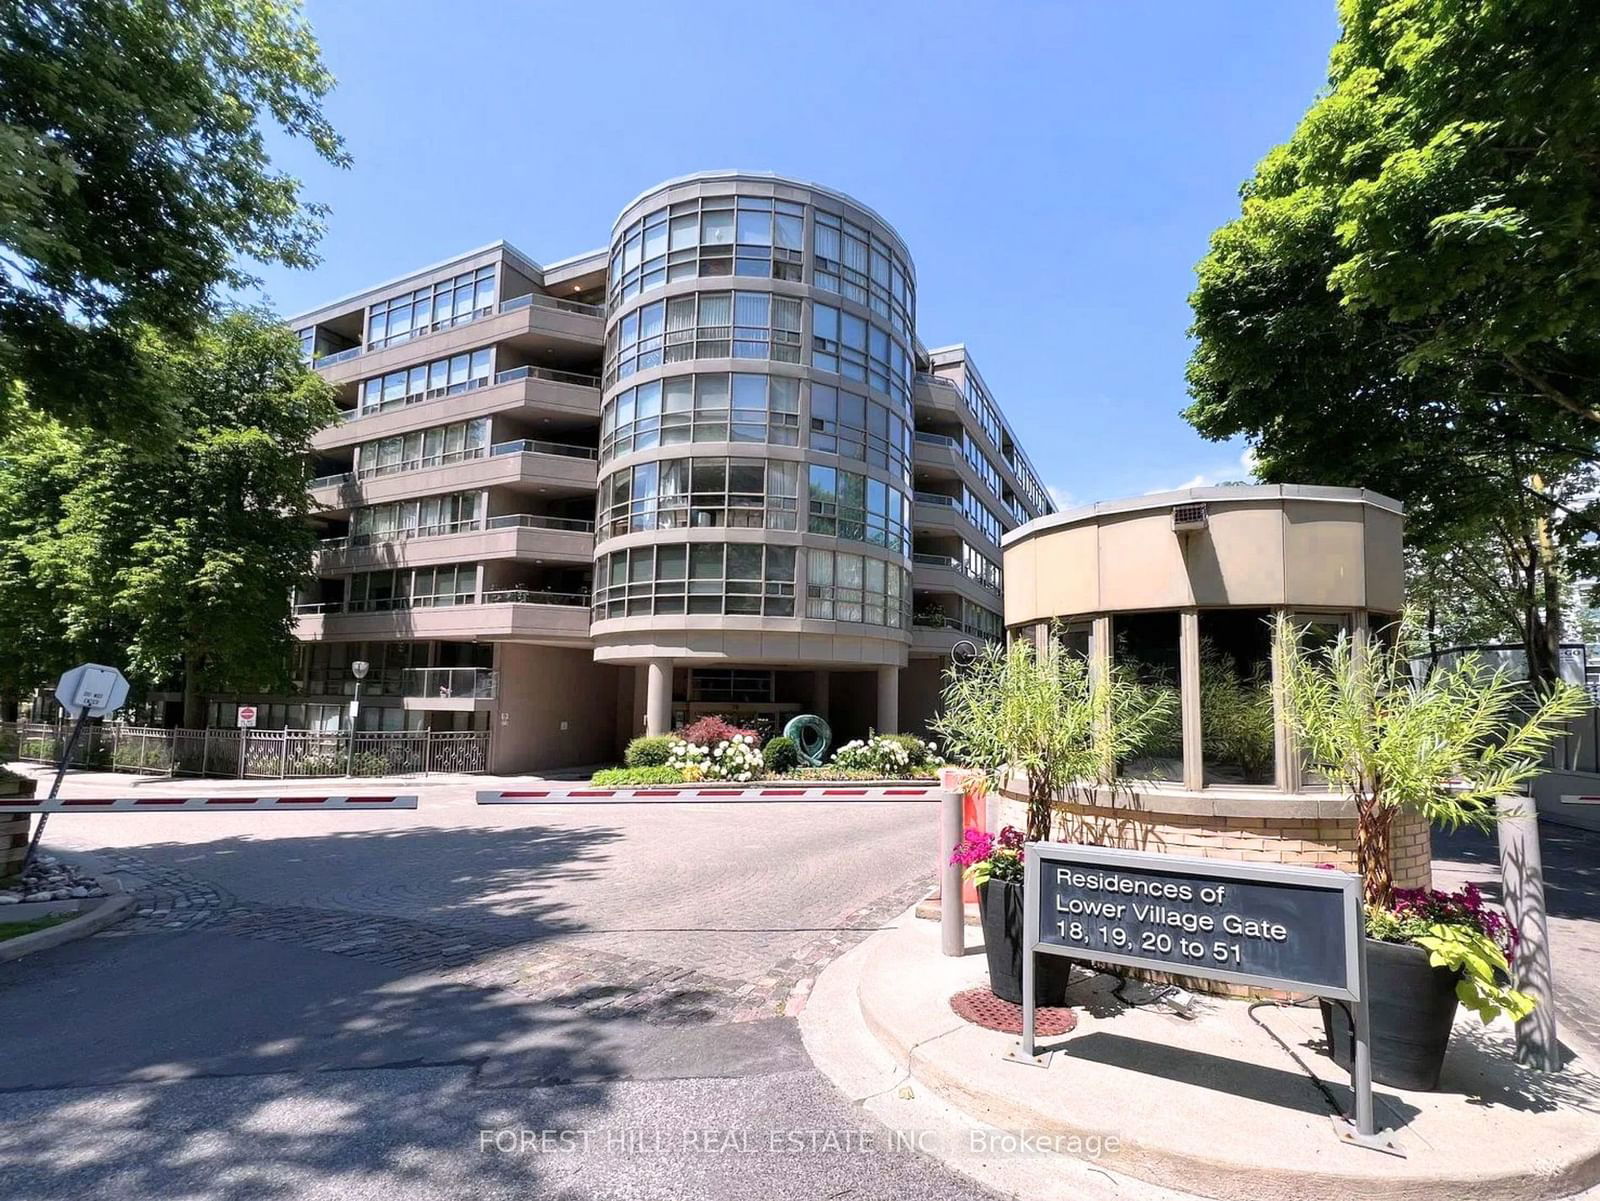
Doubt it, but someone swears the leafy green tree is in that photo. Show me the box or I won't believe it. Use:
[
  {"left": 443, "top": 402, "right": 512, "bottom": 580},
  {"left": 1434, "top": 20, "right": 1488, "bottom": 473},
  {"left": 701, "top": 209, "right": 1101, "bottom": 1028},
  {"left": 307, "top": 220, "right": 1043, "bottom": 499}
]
[
  {"left": 0, "top": 405, "right": 88, "bottom": 717},
  {"left": 1186, "top": 0, "right": 1600, "bottom": 690},
  {"left": 28, "top": 311, "right": 337, "bottom": 723},
  {"left": 0, "top": 0, "right": 346, "bottom": 436},
  {"left": 1277, "top": 612, "right": 1585, "bottom": 907},
  {"left": 935, "top": 636, "right": 1175, "bottom": 843}
]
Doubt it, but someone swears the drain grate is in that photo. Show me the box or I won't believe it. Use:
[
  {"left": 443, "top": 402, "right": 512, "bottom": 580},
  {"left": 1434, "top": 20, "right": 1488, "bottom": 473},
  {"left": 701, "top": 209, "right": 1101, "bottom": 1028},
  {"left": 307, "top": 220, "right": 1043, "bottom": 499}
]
[{"left": 950, "top": 987, "right": 1079, "bottom": 1036}]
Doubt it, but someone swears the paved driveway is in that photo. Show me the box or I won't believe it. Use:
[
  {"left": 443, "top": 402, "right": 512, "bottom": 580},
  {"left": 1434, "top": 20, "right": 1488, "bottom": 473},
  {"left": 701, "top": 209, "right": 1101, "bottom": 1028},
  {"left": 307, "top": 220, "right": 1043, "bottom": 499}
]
[{"left": 0, "top": 773, "right": 997, "bottom": 1201}]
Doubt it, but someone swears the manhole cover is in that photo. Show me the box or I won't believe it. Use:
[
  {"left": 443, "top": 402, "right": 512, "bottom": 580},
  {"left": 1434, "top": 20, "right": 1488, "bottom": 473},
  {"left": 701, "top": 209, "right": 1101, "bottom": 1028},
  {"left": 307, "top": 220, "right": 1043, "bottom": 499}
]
[{"left": 950, "top": 987, "right": 1079, "bottom": 1036}]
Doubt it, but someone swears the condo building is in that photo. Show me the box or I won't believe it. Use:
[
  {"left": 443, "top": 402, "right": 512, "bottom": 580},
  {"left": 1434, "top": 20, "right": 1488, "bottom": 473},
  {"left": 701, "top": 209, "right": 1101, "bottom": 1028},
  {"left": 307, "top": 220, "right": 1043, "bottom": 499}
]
[{"left": 249, "top": 173, "right": 1052, "bottom": 772}]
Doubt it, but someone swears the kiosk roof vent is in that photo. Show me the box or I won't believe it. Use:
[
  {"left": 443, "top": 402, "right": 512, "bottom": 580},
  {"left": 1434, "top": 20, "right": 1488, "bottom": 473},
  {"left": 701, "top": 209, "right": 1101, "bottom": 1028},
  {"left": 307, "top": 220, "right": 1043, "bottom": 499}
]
[{"left": 1171, "top": 502, "right": 1209, "bottom": 532}]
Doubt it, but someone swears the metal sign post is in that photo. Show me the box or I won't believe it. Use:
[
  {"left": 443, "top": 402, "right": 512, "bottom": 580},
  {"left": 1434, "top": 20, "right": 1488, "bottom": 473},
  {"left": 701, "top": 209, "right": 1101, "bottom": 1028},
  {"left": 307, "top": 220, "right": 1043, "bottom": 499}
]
[
  {"left": 23, "top": 664, "right": 131, "bottom": 871},
  {"left": 1014, "top": 843, "right": 1394, "bottom": 1154}
]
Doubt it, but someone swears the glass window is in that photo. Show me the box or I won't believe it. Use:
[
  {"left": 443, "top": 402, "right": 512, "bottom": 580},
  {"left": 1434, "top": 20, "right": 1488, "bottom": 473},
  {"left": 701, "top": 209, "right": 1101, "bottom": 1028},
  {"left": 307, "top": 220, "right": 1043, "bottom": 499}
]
[
  {"left": 1197, "top": 609, "right": 1277, "bottom": 786},
  {"left": 1114, "top": 613, "right": 1184, "bottom": 783}
]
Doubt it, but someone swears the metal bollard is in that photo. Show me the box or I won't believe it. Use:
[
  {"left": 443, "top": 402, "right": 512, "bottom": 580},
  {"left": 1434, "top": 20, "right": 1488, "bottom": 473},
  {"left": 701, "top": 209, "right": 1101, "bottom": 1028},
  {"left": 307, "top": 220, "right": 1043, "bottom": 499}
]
[{"left": 940, "top": 787, "right": 964, "bottom": 956}]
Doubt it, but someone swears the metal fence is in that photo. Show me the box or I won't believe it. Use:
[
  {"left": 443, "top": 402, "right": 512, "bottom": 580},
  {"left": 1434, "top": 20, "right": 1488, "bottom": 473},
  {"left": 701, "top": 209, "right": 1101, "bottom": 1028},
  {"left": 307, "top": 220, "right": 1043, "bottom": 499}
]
[{"left": 1, "top": 722, "right": 488, "bottom": 778}]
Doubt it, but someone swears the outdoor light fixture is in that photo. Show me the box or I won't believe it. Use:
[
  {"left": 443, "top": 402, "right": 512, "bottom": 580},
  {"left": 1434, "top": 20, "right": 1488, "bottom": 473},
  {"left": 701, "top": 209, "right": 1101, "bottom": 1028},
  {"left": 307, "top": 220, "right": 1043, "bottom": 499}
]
[{"left": 346, "top": 659, "right": 370, "bottom": 777}]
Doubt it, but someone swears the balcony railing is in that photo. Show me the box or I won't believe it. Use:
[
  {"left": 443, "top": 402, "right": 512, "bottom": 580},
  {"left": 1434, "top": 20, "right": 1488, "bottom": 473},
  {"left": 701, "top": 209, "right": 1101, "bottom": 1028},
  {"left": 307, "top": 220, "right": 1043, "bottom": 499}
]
[
  {"left": 498, "top": 292, "right": 605, "bottom": 318},
  {"left": 912, "top": 552, "right": 959, "bottom": 569},
  {"left": 913, "top": 431, "right": 959, "bottom": 450},
  {"left": 485, "top": 513, "right": 595, "bottom": 533},
  {"left": 911, "top": 548, "right": 1002, "bottom": 594},
  {"left": 402, "top": 667, "right": 498, "bottom": 700},
  {"left": 491, "top": 363, "right": 601, "bottom": 389},
  {"left": 481, "top": 589, "right": 588, "bottom": 606},
  {"left": 310, "top": 470, "right": 356, "bottom": 489},
  {"left": 315, "top": 346, "right": 363, "bottom": 367},
  {"left": 295, "top": 589, "right": 589, "bottom": 616},
  {"left": 913, "top": 491, "right": 960, "bottom": 509},
  {"left": 315, "top": 511, "right": 593, "bottom": 551},
  {"left": 489, "top": 438, "right": 597, "bottom": 460}
]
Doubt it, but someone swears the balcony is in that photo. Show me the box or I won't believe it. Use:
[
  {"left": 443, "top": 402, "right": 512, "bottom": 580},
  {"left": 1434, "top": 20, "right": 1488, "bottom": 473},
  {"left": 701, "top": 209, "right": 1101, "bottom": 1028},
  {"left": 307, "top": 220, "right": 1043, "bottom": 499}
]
[
  {"left": 313, "top": 514, "right": 595, "bottom": 570},
  {"left": 911, "top": 549, "right": 1002, "bottom": 597},
  {"left": 401, "top": 667, "right": 498, "bottom": 712},
  {"left": 311, "top": 440, "right": 598, "bottom": 509},
  {"left": 312, "top": 294, "right": 605, "bottom": 388},
  {"left": 296, "top": 591, "right": 591, "bottom": 645},
  {"left": 316, "top": 365, "right": 602, "bottom": 451}
]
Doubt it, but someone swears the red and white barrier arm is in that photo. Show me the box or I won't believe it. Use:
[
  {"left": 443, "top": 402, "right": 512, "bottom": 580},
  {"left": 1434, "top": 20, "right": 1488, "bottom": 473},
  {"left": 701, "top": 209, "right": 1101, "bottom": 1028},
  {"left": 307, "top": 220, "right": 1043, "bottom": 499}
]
[
  {"left": 0, "top": 794, "right": 417, "bottom": 812},
  {"left": 477, "top": 784, "right": 945, "bottom": 804}
]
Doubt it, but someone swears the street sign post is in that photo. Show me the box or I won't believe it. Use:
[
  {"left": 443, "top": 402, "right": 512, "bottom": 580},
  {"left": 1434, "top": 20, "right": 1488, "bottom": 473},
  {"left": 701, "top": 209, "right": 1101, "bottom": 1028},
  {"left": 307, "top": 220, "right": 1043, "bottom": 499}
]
[
  {"left": 1016, "top": 843, "right": 1393, "bottom": 1153},
  {"left": 26, "top": 663, "right": 133, "bottom": 871}
]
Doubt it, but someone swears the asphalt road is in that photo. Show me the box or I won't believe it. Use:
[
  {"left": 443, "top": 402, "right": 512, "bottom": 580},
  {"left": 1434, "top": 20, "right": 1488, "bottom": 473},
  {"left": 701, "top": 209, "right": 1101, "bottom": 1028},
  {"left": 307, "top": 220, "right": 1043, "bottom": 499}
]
[{"left": 0, "top": 774, "right": 1002, "bottom": 1201}]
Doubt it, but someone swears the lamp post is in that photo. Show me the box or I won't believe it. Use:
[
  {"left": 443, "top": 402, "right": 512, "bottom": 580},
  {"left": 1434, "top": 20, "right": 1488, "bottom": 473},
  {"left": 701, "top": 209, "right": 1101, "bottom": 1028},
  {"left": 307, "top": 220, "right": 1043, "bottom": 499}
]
[{"left": 346, "top": 659, "right": 369, "bottom": 778}]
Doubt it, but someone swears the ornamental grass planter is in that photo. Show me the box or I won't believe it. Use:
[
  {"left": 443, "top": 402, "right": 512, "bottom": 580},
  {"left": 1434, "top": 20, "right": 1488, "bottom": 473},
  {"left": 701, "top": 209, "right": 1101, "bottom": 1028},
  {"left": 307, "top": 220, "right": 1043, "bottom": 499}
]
[
  {"left": 978, "top": 878, "right": 1073, "bottom": 1006},
  {"left": 1319, "top": 937, "right": 1461, "bottom": 1091}
]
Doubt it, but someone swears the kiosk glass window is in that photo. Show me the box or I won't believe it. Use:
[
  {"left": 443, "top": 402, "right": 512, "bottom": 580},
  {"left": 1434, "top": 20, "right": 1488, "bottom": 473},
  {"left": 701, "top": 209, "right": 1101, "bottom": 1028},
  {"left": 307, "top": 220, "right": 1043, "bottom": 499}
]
[
  {"left": 1197, "top": 609, "right": 1276, "bottom": 786},
  {"left": 1112, "top": 612, "right": 1183, "bottom": 782}
]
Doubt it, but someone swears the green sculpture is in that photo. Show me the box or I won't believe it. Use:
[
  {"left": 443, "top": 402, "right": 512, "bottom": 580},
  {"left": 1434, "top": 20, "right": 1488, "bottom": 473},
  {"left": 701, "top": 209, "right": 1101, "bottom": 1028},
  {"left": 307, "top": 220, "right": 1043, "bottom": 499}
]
[{"left": 783, "top": 714, "right": 832, "bottom": 767}]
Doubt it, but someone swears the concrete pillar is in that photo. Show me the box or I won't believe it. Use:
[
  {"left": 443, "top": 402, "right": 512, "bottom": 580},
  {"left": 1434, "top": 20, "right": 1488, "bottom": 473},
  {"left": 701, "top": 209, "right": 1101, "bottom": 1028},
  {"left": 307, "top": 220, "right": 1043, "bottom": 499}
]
[
  {"left": 1179, "top": 608, "right": 1203, "bottom": 791},
  {"left": 877, "top": 665, "right": 899, "bottom": 734},
  {"left": 1497, "top": 793, "right": 1560, "bottom": 1070},
  {"left": 812, "top": 669, "right": 830, "bottom": 720},
  {"left": 645, "top": 659, "right": 672, "bottom": 736}
]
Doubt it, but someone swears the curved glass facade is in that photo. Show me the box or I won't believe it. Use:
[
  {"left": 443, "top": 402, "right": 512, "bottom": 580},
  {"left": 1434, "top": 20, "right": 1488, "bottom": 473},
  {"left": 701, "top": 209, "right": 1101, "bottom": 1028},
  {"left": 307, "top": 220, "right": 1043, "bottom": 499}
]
[{"left": 595, "top": 176, "right": 917, "bottom": 651}]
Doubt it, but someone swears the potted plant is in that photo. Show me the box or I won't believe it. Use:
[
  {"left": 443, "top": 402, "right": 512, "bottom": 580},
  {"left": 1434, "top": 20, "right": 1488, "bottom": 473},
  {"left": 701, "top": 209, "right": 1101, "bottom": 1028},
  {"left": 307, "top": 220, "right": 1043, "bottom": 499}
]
[
  {"left": 1276, "top": 612, "right": 1584, "bottom": 1089},
  {"left": 951, "top": 825, "right": 1074, "bottom": 1004},
  {"left": 1321, "top": 883, "right": 1531, "bottom": 1090},
  {"left": 934, "top": 637, "right": 1173, "bottom": 1002}
]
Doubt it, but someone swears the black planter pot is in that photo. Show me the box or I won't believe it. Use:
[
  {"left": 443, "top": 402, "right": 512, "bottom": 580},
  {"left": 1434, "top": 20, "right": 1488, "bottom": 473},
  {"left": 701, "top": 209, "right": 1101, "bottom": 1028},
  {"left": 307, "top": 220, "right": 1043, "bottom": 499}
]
[
  {"left": 978, "top": 878, "right": 1074, "bottom": 1005},
  {"left": 1319, "top": 938, "right": 1461, "bottom": 1091}
]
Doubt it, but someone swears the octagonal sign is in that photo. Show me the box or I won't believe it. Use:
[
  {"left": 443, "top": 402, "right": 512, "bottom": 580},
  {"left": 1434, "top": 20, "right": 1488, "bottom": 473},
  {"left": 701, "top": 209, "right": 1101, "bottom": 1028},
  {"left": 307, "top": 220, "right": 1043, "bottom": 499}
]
[{"left": 55, "top": 662, "right": 130, "bottom": 719}]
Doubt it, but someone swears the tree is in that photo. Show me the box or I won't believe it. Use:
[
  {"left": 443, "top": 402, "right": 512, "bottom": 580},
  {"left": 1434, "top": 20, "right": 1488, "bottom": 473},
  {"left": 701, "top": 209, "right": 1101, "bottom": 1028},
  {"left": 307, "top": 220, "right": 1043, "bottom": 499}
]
[
  {"left": 0, "top": 404, "right": 87, "bottom": 718},
  {"left": 1186, "top": 0, "right": 1600, "bottom": 692},
  {"left": 934, "top": 636, "right": 1175, "bottom": 843},
  {"left": 24, "top": 311, "right": 337, "bottom": 723},
  {"left": 0, "top": 0, "right": 346, "bottom": 437},
  {"left": 1276, "top": 612, "right": 1585, "bottom": 907}
]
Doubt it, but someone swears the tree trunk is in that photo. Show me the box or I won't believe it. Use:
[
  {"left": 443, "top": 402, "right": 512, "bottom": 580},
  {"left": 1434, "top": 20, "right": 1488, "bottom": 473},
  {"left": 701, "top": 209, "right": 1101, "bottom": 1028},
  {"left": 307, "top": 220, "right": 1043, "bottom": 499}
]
[
  {"left": 1027, "top": 784, "right": 1052, "bottom": 844},
  {"left": 1358, "top": 800, "right": 1394, "bottom": 908},
  {"left": 181, "top": 653, "right": 204, "bottom": 728},
  {"left": 1526, "top": 474, "right": 1564, "bottom": 695}
]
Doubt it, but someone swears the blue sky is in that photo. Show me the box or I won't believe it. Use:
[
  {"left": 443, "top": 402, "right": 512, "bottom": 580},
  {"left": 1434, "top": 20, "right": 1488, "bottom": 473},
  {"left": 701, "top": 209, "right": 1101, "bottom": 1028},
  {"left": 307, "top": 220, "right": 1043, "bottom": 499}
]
[{"left": 251, "top": 1, "right": 1340, "bottom": 509}]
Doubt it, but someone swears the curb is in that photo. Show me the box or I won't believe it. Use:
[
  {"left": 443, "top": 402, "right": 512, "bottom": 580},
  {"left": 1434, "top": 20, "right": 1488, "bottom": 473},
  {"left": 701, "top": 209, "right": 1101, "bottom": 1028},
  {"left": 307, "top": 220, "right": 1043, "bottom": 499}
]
[
  {"left": 0, "top": 881, "right": 134, "bottom": 963},
  {"left": 809, "top": 908, "right": 1600, "bottom": 1201}
]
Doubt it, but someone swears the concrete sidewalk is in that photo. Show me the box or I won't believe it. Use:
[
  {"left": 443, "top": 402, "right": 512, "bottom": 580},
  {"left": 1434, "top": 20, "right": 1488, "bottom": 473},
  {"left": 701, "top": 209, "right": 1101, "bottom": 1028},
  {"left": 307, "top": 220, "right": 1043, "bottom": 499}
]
[{"left": 801, "top": 909, "right": 1600, "bottom": 1201}]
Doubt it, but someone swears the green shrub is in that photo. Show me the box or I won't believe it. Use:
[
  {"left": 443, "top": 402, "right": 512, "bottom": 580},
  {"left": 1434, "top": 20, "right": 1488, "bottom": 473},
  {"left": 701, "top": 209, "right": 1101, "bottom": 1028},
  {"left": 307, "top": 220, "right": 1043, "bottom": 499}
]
[
  {"left": 591, "top": 766, "right": 687, "bottom": 786},
  {"left": 882, "top": 733, "right": 942, "bottom": 770},
  {"left": 784, "top": 764, "right": 940, "bottom": 781},
  {"left": 762, "top": 735, "right": 799, "bottom": 773},
  {"left": 624, "top": 735, "right": 676, "bottom": 767}
]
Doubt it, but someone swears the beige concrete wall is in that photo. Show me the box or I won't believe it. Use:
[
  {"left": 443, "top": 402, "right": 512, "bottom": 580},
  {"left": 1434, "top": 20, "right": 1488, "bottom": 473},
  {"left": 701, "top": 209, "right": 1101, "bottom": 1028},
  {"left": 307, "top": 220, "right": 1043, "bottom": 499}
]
[
  {"left": 491, "top": 644, "right": 621, "bottom": 772},
  {"left": 1003, "top": 486, "right": 1404, "bottom": 626}
]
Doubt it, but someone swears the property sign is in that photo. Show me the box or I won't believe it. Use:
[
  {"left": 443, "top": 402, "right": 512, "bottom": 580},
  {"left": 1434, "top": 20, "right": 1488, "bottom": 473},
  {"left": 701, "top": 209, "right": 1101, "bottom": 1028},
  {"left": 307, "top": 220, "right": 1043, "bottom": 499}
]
[
  {"left": 1017, "top": 842, "right": 1384, "bottom": 1146},
  {"left": 1032, "top": 845, "right": 1361, "bottom": 998},
  {"left": 236, "top": 706, "right": 258, "bottom": 729}
]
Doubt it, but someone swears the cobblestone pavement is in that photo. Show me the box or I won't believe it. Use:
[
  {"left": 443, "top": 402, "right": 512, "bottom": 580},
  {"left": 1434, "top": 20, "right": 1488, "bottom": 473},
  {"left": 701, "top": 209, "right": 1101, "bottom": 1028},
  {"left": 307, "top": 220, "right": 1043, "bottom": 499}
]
[
  {"left": 40, "top": 777, "right": 942, "bottom": 1024},
  {"left": 1432, "top": 819, "right": 1600, "bottom": 1054}
]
